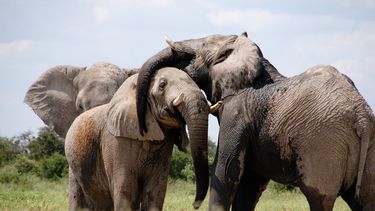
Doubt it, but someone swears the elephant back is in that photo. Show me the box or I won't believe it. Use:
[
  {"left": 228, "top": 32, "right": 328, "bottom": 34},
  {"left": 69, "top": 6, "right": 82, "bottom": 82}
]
[{"left": 65, "top": 104, "right": 106, "bottom": 164}]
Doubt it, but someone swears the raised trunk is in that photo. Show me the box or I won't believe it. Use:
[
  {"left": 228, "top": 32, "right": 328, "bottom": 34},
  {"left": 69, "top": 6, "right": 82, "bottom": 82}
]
[
  {"left": 136, "top": 47, "right": 195, "bottom": 135},
  {"left": 178, "top": 96, "right": 209, "bottom": 209}
]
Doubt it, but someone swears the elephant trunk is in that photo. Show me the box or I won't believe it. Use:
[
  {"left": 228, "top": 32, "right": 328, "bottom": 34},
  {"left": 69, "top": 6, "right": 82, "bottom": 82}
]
[
  {"left": 177, "top": 95, "right": 209, "bottom": 209},
  {"left": 136, "top": 47, "right": 195, "bottom": 135}
]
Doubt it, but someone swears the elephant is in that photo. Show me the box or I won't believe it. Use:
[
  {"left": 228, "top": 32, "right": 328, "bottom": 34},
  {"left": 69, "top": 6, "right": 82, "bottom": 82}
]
[
  {"left": 209, "top": 65, "right": 375, "bottom": 210},
  {"left": 24, "top": 62, "right": 138, "bottom": 138},
  {"left": 134, "top": 33, "right": 375, "bottom": 210},
  {"left": 65, "top": 67, "right": 220, "bottom": 210}
]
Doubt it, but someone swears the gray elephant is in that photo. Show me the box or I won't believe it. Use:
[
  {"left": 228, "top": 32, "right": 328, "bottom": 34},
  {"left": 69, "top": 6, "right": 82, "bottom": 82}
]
[
  {"left": 65, "top": 67, "right": 220, "bottom": 210},
  {"left": 135, "top": 33, "right": 375, "bottom": 210},
  {"left": 209, "top": 65, "right": 374, "bottom": 211},
  {"left": 24, "top": 62, "right": 138, "bottom": 138}
]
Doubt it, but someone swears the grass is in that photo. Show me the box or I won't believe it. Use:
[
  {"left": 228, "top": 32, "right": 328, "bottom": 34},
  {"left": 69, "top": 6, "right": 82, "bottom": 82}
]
[
  {"left": 0, "top": 174, "right": 68, "bottom": 210},
  {"left": 164, "top": 180, "right": 351, "bottom": 211},
  {"left": 0, "top": 175, "right": 350, "bottom": 210}
]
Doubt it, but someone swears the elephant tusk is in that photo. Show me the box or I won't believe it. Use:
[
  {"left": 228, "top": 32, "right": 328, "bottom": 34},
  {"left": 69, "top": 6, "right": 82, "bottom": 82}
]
[
  {"left": 164, "top": 35, "right": 177, "bottom": 50},
  {"left": 210, "top": 101, "right": 223, "bottom": 113},
  {"left": 173, "top": 93, "right": 184, "bottom": 106}
]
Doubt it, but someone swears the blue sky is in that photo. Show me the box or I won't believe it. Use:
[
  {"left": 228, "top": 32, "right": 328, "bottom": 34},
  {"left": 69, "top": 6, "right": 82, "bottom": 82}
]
[{"left": 1, "top": 0, "right": 374, "bottom": 141}]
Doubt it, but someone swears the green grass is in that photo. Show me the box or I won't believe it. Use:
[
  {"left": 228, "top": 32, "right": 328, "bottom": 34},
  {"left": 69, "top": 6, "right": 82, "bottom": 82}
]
[
  {"left": 164, "top": 181, "right": 351, "bottom": 211},
  {"left": 0, "top": 174, "right": 68, "bottom": 210},
  {"left": 0, "top": 176, "right": 350, "bottom": 210}
]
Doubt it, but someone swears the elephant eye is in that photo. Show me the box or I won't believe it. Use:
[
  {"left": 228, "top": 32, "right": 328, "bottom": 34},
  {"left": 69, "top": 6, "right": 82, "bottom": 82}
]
[{"left": 159, "top": 79, "right": 168, "bottom": 90}]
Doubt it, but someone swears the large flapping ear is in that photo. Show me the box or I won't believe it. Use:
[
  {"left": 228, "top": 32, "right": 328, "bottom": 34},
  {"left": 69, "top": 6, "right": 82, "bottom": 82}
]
[
  {"left": 209, "top": 35, "right": 263, "bottom": 101},
  {"left": 24, "top": 65, "right": 85, "bottom": 138},
  {"left": 107, "top": 74, "right": 164, "bottom": 141}
]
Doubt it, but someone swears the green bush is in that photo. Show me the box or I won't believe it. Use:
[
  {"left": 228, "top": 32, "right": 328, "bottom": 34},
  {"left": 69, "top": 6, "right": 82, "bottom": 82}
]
[
  {"left": 0, "top": 165, "right": 20, "bottom": 183},
  {"left": 181, "top": 162, "right": 194, "bottom": 181},
  {"left": 169, "top": 138, "right": 217, "bottom": 181},
  {"left": 14, "top": 155, "right": 37, "bottom": 174},
  {"left": 0, "top": 137, "right": 17, "bottom": 166},
  {"left": 170, "top": 148, "right": 192, "bottom": 180},
  {"left": 269, "top": 181, "right": 296, "bottom": 192},
  {"left": 37, "top": 153, "right": 68, "bottom": 180},
  {"left": 28, "top": 127, "right": 64, "bottom": 160}
]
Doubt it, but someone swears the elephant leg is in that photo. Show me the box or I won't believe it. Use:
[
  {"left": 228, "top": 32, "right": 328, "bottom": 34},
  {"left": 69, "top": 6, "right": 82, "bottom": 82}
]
[
  {"left": 140, "top": 143, "right": 173, "bottom": 211},
  {"left": 341, "top": 183, "right": 362, "bottom": 211},
  {"left": 68, "top": 169, "right": 89, "bottom": 210},
  {"left": 296, "top": 149, "right": 344, "bottom": 211},
  {"left": 140, "top": 176, "right": 169, "bottom": 211},
  {"left": 209, "top": 116, "right": 250, "bottom": 210},
  {"left": 301, "top": 192, "right": 336, "bottom": 211},
  {"left": 360, "top": 143, "right": 375, "bottom": 211},
  {"left": 113, "top": 174, "right": 140, "bottom": 211},
  {"left": 342, "top": 143, "right": 375, "bottom": 211},
  {"left": 231, "top": 168, "right": 269, "bottom": 211},
  {"left": 139, "top": 171, "right": 169, "bottom": 211}
]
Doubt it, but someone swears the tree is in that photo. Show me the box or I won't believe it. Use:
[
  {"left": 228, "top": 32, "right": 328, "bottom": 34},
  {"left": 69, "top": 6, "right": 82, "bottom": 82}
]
[
  {"left": 0, "top": 136, "right": 14, "bottom": 166},
  {"left": 169, "top": 137, "right": 217, "bottom": 180},
  {"left": 28, "top": 127, "right": 64, "bottom": 160}
]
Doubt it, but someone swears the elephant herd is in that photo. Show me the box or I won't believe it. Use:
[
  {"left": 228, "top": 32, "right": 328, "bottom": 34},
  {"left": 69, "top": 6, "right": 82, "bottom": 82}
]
[{"left": 25, "top": 33, "right": 374, "bottom": 211}]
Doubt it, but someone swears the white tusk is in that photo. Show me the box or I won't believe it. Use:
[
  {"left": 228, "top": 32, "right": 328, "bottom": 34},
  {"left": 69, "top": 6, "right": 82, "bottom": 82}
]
[
  {"left": 164, "top": 35, "right": 177, "bottom": 49},
  {"left": 172, "top": 93, "right": 184, "bottom": 106},
  {"left": 210, "top": 101, "right": 223, "bottom": 113}
]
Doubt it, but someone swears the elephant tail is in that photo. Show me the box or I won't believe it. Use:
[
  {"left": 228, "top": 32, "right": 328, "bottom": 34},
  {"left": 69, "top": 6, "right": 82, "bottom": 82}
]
[{"left": 354, "top": 109, "right": 374, "bottom": 199}]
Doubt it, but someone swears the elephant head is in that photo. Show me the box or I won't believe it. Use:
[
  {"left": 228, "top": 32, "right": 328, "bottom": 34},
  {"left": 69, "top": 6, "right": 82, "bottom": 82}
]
[
  {"left": 24, "top": 62, "right": 137, "bottom": 138},
  {"left": 136, "top": 32, "right": 285, "bottom": 134},
  {"left": 107, "top": 67, "right": 215, "bottom": 209}
]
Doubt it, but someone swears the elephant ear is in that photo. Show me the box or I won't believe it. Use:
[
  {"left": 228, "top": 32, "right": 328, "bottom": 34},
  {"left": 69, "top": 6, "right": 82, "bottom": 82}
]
[
  {"left": 209, "top": 34, "right": 263, "bottom": 102},
  {"left": 107, "top": 74, "right": 164, "bottom": 141},
  {"left": 24, "top": 65, "right": 85, "bottom": 138}
]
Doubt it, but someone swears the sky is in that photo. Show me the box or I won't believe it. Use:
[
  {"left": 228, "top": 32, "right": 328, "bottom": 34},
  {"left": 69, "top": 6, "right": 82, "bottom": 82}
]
[{"left": 0, "top": 0, "right": 374, "bottom": 141}]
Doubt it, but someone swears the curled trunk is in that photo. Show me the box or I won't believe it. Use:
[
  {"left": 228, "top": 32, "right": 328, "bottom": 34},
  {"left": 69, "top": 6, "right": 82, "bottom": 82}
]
[{"left": 136, "top": 47, "right": 195, "bottom": 135}]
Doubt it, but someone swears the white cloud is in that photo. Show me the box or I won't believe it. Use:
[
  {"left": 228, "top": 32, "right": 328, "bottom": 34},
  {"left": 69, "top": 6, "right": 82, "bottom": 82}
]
[
  {"left": 0, "top": 40, "right": 33, "bottom": 58},
  {"left": 294, "top": 23, "right": 375, "bottom": 74},
  {"left": 104, "top": 0, "right": 174, "bottom": 7},
  {"left": 328, "top": 0, "right": 375, "bottom": 7},
  {"left": 93, "top": 5, "right": 111, "bottom": 24},
  {"left": 208, "top": 9, "right": 287, "bottom": 32},
  {"left": 333, "top": 58, "right": 375, "bottom": 83},
  {"left": 90, "top": 0, "right": 175, "bottom": 24},
  {"left": 207, "top": 9, "right": 345, "bottom": 34}
]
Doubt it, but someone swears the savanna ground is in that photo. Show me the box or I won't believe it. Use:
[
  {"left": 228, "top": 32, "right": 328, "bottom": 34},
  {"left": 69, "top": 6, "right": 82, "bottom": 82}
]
[
  {"left": 0, "top": 130, "right": 351, "bottom": 210},
  {"left": 0, "top": 175, "right": 350, "bottom": 211}
]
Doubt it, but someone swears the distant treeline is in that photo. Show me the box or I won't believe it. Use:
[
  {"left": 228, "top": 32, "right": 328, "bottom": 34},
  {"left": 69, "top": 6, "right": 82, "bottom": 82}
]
[{"left": 0, "top": 127, "right": 217, "bottom": 182}]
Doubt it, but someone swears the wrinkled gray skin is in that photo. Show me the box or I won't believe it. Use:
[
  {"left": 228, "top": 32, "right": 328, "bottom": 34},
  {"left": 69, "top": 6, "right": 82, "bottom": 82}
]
[
  {"left": 135, "top": 33, "right": 375, "bottom": 210},
  {"left": 65, "top": 67, "right": 209, "bottom": 210},
  {"left": 24, "top": 62, "right": 138, "bottom": 138},
  {"left": 210, "top": 65, "right": 375, "bottom": 211}
]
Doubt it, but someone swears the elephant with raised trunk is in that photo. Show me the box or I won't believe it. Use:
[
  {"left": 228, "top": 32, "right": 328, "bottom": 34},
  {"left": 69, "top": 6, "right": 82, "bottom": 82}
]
[
  {"left": 24, "top": 62, "right": 138, "bottom": 138},
  {"left": 66, "top": 67, "right": 219, "bottom": 210},
  {"left": 135, "top": 33, "right": 375, "bottom": 210}
]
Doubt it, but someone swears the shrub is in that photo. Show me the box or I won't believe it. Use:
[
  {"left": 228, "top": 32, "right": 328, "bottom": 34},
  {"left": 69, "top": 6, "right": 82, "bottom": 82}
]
[
  {"left": 181, "top": 162, "right": 194, "bottom": 181},
  {"left": 37, "top": 153, "right": 68, "bottom": 180},
  {"left": 28, "top": 127, "right": 64, "bottom": 160},
  {"left": 0, "top": 137, "right": 17, "bottom": 166},
  {"left": 14, "top": 155, "right": 37, "bottom": 174},
  {"left": 269, "top": 181, "right": 296, "bottom": 192},
  {"left": 0, "top": 165, "right": 20, "bottom": 183},
  {"left": 169, "top": 148, "right": 192, "bottom": 180},
  {"left": 169, "top": 138, "right": 217, "bottom": 181}
]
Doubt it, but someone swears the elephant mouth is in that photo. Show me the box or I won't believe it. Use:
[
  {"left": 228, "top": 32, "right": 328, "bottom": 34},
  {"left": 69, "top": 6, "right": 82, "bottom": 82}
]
[{"left": 158, "top": 106, "right": 185, "bottom": 129}]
